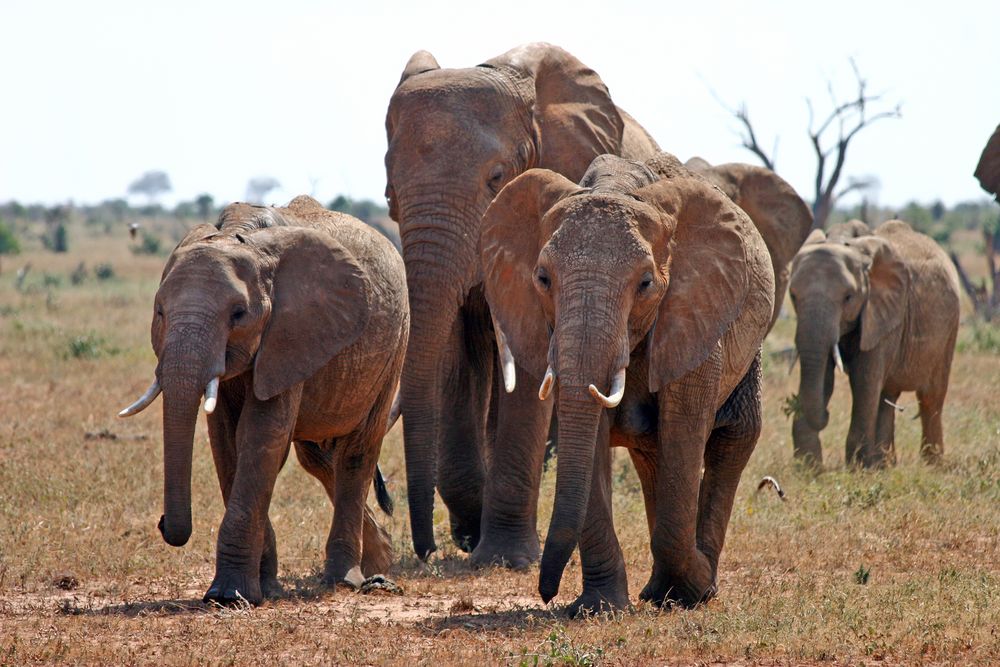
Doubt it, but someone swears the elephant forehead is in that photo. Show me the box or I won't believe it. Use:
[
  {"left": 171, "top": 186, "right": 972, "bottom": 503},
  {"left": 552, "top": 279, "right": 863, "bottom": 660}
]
[
  {"left": 791, "top": 245, "right": 860, "bottom": 285},
  {"left": 391, "top": 68, "right": 526, "bottom": 130},
  {"left": 545, "top": 196, "right": 652, "bottom": 269},
  {"left": 165, "top": 244, "right": 258, "bottom": 287}
]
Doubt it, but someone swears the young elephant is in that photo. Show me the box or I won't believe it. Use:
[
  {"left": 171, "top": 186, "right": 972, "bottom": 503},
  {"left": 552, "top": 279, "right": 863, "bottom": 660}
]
[
  {"left": 788, "top": 220, "right": 960, "bottom": 467},
  {"left": 480, "top": 153, "right": 774, "bottom": 614},
  {"left": 119, "top": 195, "right": 408, "bottom": 605}
]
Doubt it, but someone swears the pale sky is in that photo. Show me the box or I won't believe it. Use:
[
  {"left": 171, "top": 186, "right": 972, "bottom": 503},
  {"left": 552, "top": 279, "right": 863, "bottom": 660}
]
[{"left": 2, "top": 0, "right": 997, "bottom": 209}]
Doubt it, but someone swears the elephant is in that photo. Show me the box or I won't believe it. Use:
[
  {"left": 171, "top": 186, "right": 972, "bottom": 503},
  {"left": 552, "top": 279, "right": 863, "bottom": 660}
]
[
  {"left": 118, "top": 195, "right": 409, "bottom": 605},
  {"left": 384, "top": 42, "right": 660, "bottom": 566},
  {"left": 684, "top": 157, "right": 814, "bottom": 329},
  {"left": 975, "top": 124, "right": 1000, "bottom": 198},
  {"left": 479, "top": 152, "right": 775, "bottom": 614},
  {"left": 788, "top": 219, "right": 960, "bottom": 467}
]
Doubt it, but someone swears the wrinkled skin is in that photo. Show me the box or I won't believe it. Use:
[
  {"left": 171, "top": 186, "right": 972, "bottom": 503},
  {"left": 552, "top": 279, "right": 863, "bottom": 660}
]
[
  {"left": 384, "top": 42, "right": 659, "bottom": 565},
  {"left": 975, "top": 124, "right": 1000, "bottom": 198},
  {"left": 685, "top": 158, "right": 814, "bottom": 329},
  {"left": 788, "top": 220, "right": 959, "bottom": 467},
  {"left": 125, "top": 196, "right": 408, "bottom": 605},
  {"left": 480, "top": 153, "right": 774, "bottom": 615}
]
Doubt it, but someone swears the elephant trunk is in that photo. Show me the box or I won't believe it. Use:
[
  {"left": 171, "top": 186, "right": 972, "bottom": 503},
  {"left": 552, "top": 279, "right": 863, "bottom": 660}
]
[
  {"left": 539, "top": 388, "right": 603, "bottom": 603},
  {"left": 397, "top": 213, "right": 477, "bottom": 559},
  {"left": 795, "top": 306, "right": 839, "bottom": 431}
]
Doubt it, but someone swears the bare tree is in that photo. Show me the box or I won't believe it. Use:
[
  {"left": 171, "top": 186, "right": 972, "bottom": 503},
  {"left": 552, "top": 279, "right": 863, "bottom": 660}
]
[
  {"left": 951, "top": 227, "right": 1000, "bottom": 321},
  {"left": 725, "top": 59, "right": 901, "bottom": 229},
  {"left": 245, "top": 176, "right": 281, "bottom": 204},
  {"left": 127, "top": 170, "right": 172, "bottom": 205}
]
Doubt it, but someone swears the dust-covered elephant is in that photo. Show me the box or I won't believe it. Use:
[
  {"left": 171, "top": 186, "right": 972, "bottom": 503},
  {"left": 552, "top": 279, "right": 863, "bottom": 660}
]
[
  {"left": 119, "top": 196, "right": 408, "bottom": 604},
  {"left": 384, "top": 42, "right": 659, "bottom": 566},
  {"left": 788, "top": 220, "right": 960, "bottom": 467},
  {"left": 479, "top": 153, "right": 774, "bottom": 614}
]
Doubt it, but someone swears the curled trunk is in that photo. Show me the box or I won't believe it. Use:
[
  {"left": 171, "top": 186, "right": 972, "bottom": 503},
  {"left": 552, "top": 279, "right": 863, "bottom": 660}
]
[{"left": 795, "top": 308, "right": 839, "bottom": 432}]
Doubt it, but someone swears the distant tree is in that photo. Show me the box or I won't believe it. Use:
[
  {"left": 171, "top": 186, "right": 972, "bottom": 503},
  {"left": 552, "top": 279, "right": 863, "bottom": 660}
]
[
  {"left": 245, "top": 177, "right": 280, "bottom": 204},
  {"left": 722, "top": 59, "right": 901, "bottom": 229},
  {"left": 930, "top": 200, "right": 946, "bottom": 221},
  {"left": 0, "top": 218, "right": 20, "bottom": 256},
  {"left": 195, "top": 193, "right": 215, "bottom": 221},
  {"left": 328, "top": 195, "right": 387, "bottom": 223},
  {"left": 127, "top": 170, "right": 172, "bottom": 205},
  {"left": 43, "top": 206, "right": 69, "bottom": 253}
]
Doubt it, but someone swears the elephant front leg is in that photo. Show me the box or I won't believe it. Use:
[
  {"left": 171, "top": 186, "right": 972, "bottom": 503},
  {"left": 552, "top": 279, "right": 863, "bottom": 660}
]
[
  {"left": 472, "top": 363, "right": 552, "bottom": 570},
  {"left": 568, "top": 413, "right": 628, "bottom": 617},
  {"left": 205, "top": 387, "right": 299, "bottom": 606},
  {"left": 640, "top": 356, "right": 720, "bottom": 608},
  {"left": 846, "top": 361, "right": 886, "bottom": 468},
  {"left": 916, "top": 389, "right": 946, "bottom": 464}
]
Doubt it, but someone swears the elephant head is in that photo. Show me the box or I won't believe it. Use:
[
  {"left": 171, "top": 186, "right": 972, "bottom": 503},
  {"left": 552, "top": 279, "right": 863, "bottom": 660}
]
[
  {"left": 384, "top": 43, "right": 641, "bottom": 557},
  {"left": 788, "top": 229, "right": 908, "bottom": 431},
  {"left": 975, "top": 124, "right": 1000, "bottom": 199},
  {"left": 480, "top": 154, "right": 769, "bottom": 601},
  {"left": 684, "top": 158, "right": 814, "bottom": 329},
  {"left": 119, "top": 207, "right": 370, "bottom": 547}
]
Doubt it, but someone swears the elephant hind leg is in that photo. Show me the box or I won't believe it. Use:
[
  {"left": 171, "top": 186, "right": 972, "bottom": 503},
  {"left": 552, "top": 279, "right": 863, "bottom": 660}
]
[{"left": 916, "top": 390, "right": 946, "bottom": 464}]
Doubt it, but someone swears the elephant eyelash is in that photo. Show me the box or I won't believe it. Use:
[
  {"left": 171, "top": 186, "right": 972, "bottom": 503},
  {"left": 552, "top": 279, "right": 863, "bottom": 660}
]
[{"left": 231, "top": 307, "right": 247, "bottom": 324}]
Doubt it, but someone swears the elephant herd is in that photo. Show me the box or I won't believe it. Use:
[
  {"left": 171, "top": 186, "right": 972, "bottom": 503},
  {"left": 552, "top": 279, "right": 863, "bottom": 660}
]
[{"left": 118, "top": 43, "right": 968, "bottom": 615}]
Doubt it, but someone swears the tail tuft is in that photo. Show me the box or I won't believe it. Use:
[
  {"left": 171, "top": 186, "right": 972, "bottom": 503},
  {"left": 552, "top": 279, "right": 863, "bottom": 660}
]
[{"left": 373, "top": 464, "right": 394, "bottom": 516}]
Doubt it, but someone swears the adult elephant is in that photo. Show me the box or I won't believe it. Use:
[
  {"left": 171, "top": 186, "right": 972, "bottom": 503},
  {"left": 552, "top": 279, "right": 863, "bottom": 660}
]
[
  {"left": 684, "top": 157, "right": 814, "bottom": 329},
  {"left": 384, "top": 43, "right": 659, "bottom": 564},
  {"left": 480, "top": 152, "right": 774, "bottom": 613},
  {"left": 975, "top": 124, "right": 1000, "bottom": 198},
  {"left": 788, "top": 220, "right": 960, "bottom": 467}
]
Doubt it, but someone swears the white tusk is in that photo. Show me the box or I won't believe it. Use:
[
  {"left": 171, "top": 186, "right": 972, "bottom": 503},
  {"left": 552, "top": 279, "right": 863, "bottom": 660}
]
[
  {"left": 788, "top": 350, "right": 799, "bottom": 375},
  {"left": 118, "top": 379, "right": 161, "bottom": 418},
  {"left": 538, "top": 365, "right": 556, "bottom": 401},
  {"left": 494, "top": 322, "right": 516, "bottom": 393},
  {"left": 386, "top": 385, "right": 402, "bottom": 430},
  {"left": 883, "top": 398, "right": 905, "bottom": 412},
  {"left": 203, "top": 377, "right": 220, "bottom": 414},
  {"left": 832, "top": 343, "right": 845, "bottom": 373},
  {"left": 588, "top": 367, "right": 626, "bottom": 409}
]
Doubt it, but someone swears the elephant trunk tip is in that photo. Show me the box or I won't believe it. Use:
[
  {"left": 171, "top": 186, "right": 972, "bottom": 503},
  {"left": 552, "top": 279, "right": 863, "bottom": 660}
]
[{"left": 158, "top": 514, "right": 191, "bottom": 547}]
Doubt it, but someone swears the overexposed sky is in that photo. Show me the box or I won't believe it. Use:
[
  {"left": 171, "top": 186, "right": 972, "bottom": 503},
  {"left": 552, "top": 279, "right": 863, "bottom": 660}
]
[{"left": 1, "top": 0, "right": 997, "bottom": 208}]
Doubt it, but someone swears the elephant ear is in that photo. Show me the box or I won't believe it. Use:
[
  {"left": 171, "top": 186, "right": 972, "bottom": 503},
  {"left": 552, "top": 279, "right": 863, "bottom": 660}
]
[
  {"left": 251, "top": 227, "right": 370, "bottom": 401},
  {"left": 849, "top": 236, "right": 908, "bottom": 351},
  {"left": 397, "top": 50, "right": 440, "bottom": 86},
  {"left": 486, "top": 43, "right": 624, "bottom": 182},
  {"left": 480, "top": 168, "right": 581, "bottom": 377},
  {"left": 974, "top": 124, "right": 1000, "bottom": 198},
  {"left": 635, "top": 176, "right": 756, "bottom": 392},
  {"left": 803, "top": 228, "right": 827, "bottom": 246}
]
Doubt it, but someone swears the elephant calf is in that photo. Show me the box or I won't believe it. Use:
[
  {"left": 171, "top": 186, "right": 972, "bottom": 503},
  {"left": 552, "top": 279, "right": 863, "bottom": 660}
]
[
  {"left": 480, "top": 152, "right": 774, "bottom": 614},
  {"left": 789, "top": 220, "right": 960, "bottom": 467},
  {"left": 120, "top": 195, "right": 408, "bottom": 605}
]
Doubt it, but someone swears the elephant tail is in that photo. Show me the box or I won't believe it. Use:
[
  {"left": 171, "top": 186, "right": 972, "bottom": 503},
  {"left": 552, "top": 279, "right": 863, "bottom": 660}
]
[{"left": 373, "top": 464, "right": 394, "bottom": 516}]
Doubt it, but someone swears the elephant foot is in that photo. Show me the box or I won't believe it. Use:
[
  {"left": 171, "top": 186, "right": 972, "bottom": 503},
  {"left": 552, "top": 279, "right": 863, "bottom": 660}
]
[
  {"left": 565, "top": 586, "right": 629, "bottom": 618},
  {"left": 448, "top": 512, "right": 481, "bottom": 553},
  {"left": 638, "top": 569, "right": 716, "bottom": 609},
  {"left": 260, "top": 575, "right": 284, "bottom": 599},
  {"left": 323, "top": 563, "right": 365, "bottom": 591},
  {"left": 361, "top": 515, "right": 394, "bottom": 576},
  {"left": 470, "top": 533, "right": 540, "bottom": 571},
  {"left": 204, "top": 571, "right": 263, "bottom": 607}
]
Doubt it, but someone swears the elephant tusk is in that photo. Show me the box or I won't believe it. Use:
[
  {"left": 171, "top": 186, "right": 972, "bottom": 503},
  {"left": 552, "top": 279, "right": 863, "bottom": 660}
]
[
  {"left": 493, "top": 321, "right": 516, "bottom": 393},
  {"left": 788, "top": 349, "right": 799, "bottom": 375},
  {"left": 203, "top": 377, "right": 220, "bottom": 414},
  {"left": 588, "top": 367, "right": 625, "bottom": 409},
  {"left": 538, "top": 365, "right": 556, "bottom": 401},
  {"left": 832, "top": 343, "right": 845, "bottom": 373},
  {"left": 386, "top": 385, "right": 402, "bottom": 430},
  {"left": 118, "top": 379, "right": 161, "bottom": 418}
]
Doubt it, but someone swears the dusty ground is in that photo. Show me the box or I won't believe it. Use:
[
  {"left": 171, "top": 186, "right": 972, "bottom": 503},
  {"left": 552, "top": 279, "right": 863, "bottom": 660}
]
[{"left": 1, "top": 226, "right": 998, "bottom": 665}]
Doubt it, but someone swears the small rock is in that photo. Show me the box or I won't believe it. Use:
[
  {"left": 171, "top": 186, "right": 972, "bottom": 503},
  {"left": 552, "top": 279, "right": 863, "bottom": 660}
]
[{"left": 360, "top": 574, "right": 403, "bottom": 596}]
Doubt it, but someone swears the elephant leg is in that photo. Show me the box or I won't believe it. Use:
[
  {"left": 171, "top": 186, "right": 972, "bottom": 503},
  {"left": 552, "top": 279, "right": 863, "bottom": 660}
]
[
  {"left": 294, "top": 440, "right": 393, "bottom": 580},
  {"left": 846, "top": 361, "right": 885, "bottom": 468},
  {"left": 694, "top": 355, "right": 762, "bottom": 585},
  {"left": 205, "top": 385, "right": 301, "bottom": 606},
  {"left": 436, "top": 311, "right": 490, "bottom": 553},
  {"left": 472, "top": 363, "right": 551, "bottom": 569},
  {"left": 874, "top": 391, "right": 900, "bottom": 466},
  {"left": 641, "top": 352, "right": 721, "bottom": 608},
  {"left": 917, "top": 389, "right": 946, "bottom": 464},
  {"left": 627, "top": 448, "right": 657, "bottom": 537},
  {"left": 568, "top": 412, "right": 628, "bottom": 617},
  {"left": 792, "top": 355, "right": 832, "bottom": 466}
]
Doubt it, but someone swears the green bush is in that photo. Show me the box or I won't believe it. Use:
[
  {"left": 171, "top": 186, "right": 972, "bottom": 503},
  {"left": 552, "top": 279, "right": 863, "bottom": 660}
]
[
  {"left": 0, "top": 219, "right": 20, "bottom": 255},
  {"left": 65, "top": 333, "right": 117, "bottom": 359},
  {"left": 94, "top": 263, "right": 115, "bottom": 280},
  {"left": 131, "top": 232, "right": 162, "bottom": 255},
  {"left": 958, "top": 321, "right": 1000, "bottom": 354}
]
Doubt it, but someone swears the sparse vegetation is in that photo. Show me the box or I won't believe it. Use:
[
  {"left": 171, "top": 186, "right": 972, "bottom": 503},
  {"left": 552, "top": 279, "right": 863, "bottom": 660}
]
[{"left": 0, "top": 206, "right": 997, "bottom": 665}]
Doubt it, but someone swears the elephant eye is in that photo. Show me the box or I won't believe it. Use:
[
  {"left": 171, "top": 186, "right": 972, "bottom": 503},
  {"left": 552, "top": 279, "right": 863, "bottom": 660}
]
[
  {"left": 231, "top": 306, "right": 247, "bottom": 325},
  {"left": 155, "top": 304, "right": 164, "bottom": 319},
  {"left": 844, "top": 293, "right": 853, "bottom": 304},
  {"left": 487, "top": 164, "right": 505, "bottom": 194},
  {"left": 535, "top": 267, "right": 551, "bottom": 290},
  {"left": 638, "top": 272, "right": 653, "bottom": 293}
]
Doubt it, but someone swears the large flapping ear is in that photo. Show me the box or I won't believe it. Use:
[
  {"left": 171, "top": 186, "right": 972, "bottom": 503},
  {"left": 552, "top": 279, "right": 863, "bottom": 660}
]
[
  {"left": 486, "top": 43, "right": 624, "bottom": 182},
  {"left": 397, "top": 50, "right": 440, "bottom": 86},
  {"left": 974, "top": 124, "right": 1000, "bottom": 198},
  {"left": 849, "top": 235, "right": 908, "bottom": 351},
  {"left": 251, "top": 227, "right": 370, "bottom": 400},
  {"left": 480, "top": 168, "right": 581, "bottom": 377},
  {"left": 635, "top": 176, "right": 758, "bottom": 392}
]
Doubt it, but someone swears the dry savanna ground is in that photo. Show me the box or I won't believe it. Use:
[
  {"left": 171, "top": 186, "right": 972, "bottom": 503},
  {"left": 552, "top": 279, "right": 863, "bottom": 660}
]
[{"left": 1, "top": 223, "right": 998, "bottom": 665}]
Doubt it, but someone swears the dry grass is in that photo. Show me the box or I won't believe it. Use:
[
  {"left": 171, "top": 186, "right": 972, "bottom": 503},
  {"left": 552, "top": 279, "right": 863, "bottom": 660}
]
[{"left": 1, "top": 226, "right": 998, "bottom": 665}]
